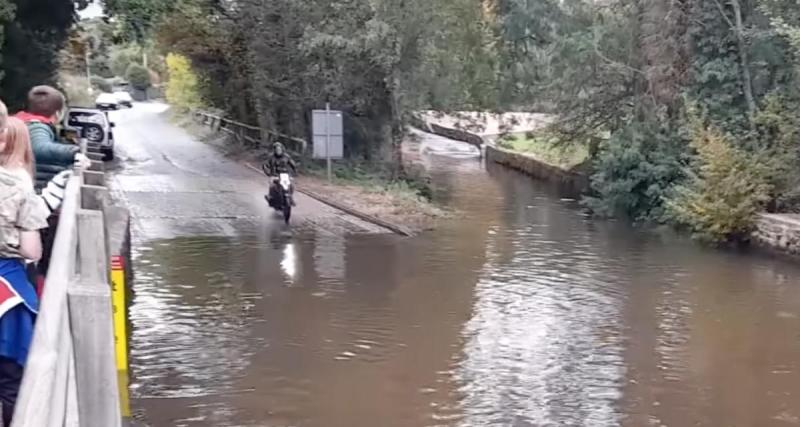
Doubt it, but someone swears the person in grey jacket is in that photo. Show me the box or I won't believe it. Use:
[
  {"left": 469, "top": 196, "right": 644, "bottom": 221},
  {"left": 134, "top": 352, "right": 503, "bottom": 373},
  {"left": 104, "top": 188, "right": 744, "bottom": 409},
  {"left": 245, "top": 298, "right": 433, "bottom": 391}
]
[{"left": 14, "top": 86, "right": 89, "bottom": 190}]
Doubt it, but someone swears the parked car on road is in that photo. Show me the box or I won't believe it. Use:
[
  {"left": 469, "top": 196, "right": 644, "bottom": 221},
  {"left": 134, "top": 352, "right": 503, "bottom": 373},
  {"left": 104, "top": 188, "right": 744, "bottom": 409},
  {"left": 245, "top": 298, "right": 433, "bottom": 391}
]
[
  {"left": 114, "top": 91, "right": 133, "bottom": 108},
  {"left": 63, "top": 107, "right": 116, "bottom": 160},
  {"left": 95, "top": 92, "right": 119, "bottom": 111}
]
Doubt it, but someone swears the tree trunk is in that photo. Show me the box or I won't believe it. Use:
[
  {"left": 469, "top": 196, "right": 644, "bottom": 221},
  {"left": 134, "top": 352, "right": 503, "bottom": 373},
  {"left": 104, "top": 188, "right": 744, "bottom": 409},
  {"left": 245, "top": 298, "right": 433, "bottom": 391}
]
[
  {"left": 729, "top": 0, "right": 757, "bottom": 121},
  {"left": 389, "top": 83, "right": 404, "bottom": 179},
  {"left": 255, "top": 97, "right": 277, "bottom": 146},
  {"left": 640, "top": 0, "right": 690, "bottom": 114}
]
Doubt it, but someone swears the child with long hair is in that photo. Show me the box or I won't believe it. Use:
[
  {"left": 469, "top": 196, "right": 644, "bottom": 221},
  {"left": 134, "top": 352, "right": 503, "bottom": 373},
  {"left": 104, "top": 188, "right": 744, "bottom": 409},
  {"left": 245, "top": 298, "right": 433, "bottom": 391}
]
[
  {"left": 0, "top": 105, "right": 49, "bottom": 426},
  {"left": 1, "top": 117, "right": 36, "bottom": 185}
]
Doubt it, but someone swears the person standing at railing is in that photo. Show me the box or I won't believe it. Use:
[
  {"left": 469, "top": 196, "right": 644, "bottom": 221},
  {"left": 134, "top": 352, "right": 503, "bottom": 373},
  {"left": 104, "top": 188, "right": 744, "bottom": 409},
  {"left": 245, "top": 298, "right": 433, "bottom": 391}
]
[
  {"left": 0, "top": 102, "right": 51, "bottom": 426},
  {"left": 14, "top": 86, "right": 90, "bottom": 305},
  {"left": 13, "top": 86, "right": 90, "bottom": 190}
]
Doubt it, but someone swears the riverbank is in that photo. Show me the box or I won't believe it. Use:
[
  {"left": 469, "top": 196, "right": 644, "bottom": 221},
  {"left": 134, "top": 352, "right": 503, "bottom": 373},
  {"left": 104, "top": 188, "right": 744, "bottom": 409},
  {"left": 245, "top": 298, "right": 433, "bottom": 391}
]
[{"left": 171, "top": 110, "right": 448, "bottom": 235}]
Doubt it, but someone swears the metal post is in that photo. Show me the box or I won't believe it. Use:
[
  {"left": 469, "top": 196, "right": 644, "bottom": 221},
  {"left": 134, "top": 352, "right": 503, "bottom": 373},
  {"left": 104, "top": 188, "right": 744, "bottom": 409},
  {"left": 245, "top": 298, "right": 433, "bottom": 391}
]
[
  {"left": 85, "top": 49, "right": 93, "bottom": 95},
  {"left": 326, "top": 103, "right": 332, "bottom": 182}
]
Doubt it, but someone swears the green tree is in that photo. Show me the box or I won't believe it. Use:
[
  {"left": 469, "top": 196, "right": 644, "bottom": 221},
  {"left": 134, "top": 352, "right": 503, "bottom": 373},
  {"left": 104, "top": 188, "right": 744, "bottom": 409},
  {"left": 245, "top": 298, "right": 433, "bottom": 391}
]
[
  {"left": 1, "top": 0, "right": 88, "bottom": 109},
  {"left": 125, "top": 62, "right": 151, "bottom": 90},
  {"left": 0, "top": 0, "right": 15, "bottom": 83},
  {"left": 103, "top": 0, "right": 173, "bottom": 44},
  {"left": 155, "top": 0, "right": 253, "bottom": 120},
  {"left": 110, "top": 44, "right": 142, "bottom": 77}
]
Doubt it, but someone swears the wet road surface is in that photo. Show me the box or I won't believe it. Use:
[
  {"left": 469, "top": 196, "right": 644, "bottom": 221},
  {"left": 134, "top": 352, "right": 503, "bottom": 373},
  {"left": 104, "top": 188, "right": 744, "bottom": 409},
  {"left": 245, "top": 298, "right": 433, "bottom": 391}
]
[
  {"left": 114, "top": 104, "right": 800, "bottom": 426},
  {"left": 108, "top": 103, "right": 385, "bottom": 240}
]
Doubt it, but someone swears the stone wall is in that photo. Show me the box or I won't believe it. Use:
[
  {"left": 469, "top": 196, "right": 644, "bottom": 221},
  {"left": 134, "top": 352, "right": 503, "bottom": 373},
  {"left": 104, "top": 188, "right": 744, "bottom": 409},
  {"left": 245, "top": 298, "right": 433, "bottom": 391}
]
[
  {"left": 409, "top": 113, "right": 485, "bottom": 148},
  {"left": 752, "top": 213, "right": 800, "bottom": 256},
  {"left": 486, "top": 145, "right": 590, "bottom": 194},
  {"left": 428, "top": 123, "right": 484, "bottom": 148}
]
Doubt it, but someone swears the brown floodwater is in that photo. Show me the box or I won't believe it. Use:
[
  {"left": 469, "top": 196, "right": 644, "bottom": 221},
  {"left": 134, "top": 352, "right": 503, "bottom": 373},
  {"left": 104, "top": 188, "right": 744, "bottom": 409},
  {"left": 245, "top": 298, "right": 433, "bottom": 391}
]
[{"left": 130, "top": 157, "right": 800, "bottom": 427}]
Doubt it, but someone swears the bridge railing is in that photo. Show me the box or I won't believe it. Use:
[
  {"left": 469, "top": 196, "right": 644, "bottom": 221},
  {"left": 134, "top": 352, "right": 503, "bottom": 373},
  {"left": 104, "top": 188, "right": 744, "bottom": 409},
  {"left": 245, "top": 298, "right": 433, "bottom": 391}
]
[{"left": 12, "top": 160, "right": 131, "bottom": 427}]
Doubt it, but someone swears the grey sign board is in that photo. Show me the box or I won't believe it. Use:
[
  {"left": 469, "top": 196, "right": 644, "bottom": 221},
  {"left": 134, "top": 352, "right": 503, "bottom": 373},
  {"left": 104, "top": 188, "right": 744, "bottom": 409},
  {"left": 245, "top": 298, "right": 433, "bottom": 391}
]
[{"left": 312, "top": 109, "right": 344, "bottom": 159}]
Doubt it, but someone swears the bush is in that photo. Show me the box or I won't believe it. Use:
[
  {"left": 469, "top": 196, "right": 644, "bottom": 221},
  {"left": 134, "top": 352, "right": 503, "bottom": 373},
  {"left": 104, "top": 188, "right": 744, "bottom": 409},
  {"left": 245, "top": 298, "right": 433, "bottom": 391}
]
[
  {"left": 165, "top": 53, "right": 203, "bottom": 111},
  {"left": 110, "top": 45, "right": 141, "bottom": 77},
  {"left": 753, "top": 93, "right": 800, "bottom": 212},
  {"left": 126, "top": 63, "right": 151, "bottom": 90},
  {"left": 584, "top": 122, "right": 688, "bottom": 222},
  {"left": 665, "top": 125, "right": 771, "bottom": 243}
]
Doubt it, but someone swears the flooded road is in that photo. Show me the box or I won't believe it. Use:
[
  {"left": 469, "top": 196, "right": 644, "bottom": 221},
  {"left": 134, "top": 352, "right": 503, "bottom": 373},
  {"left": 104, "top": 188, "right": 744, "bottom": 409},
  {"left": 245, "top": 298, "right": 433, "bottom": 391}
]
[{"left": 117, "top": 107, "right": 800, "bottom": 426}]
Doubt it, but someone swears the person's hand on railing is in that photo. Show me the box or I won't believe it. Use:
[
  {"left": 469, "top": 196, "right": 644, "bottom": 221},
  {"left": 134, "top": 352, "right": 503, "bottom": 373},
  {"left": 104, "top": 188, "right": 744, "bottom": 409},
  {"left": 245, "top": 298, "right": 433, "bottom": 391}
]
[
  {"left": 73, "top": 153, "right": 91, "bottom": 171},
  {"left": 40, "top": 170, "right": 73, "bottom": 214}
]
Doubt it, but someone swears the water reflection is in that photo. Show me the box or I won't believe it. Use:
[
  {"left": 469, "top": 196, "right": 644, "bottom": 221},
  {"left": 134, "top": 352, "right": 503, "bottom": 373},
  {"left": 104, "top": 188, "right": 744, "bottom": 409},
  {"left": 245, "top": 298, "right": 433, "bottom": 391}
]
[
  {"left": 314, "top": 230, "right": 345, "bottom": 281},
  {"left": 281, "top": 243, "right": 298, "bottom": 282},
  {"left": 455, "top": 192, "right": 626, "bottom": 426}
]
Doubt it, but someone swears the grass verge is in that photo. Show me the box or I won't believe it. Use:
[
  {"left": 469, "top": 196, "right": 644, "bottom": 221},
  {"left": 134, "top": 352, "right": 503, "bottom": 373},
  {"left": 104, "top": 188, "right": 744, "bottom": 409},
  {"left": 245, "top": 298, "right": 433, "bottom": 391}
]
[{"left": 298, "top": 160, "right": 448, "bottom": 233}]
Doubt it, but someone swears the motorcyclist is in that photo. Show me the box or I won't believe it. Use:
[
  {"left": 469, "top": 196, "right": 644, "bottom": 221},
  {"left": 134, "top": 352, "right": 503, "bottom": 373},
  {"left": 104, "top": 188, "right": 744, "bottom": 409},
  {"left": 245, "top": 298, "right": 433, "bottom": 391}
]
[{"left": 262, "top": 142, "right": 297, "bottom": 207}]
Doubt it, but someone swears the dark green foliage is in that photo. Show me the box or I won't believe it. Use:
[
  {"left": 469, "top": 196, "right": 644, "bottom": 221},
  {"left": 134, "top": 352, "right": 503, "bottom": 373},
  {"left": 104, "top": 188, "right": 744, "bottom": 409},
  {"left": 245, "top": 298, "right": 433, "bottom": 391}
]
[
  {"left": 148, "top": 0, "right": 500, "bottom": 173},
  {"left": 0, "top": 0, "right": 14, "bottom": 82},
  {"left": 0, "top": 0, "right": 81, "bottom": 109},
  {"left": 103, "top": 0, "right": 173, "bottom": 44},
  {"left": 687, "top": 1, "right": 750, "bottom": 134},
  {"left": 752, "top": 93, "right": 800, "bottom": 211},
  {"left": 585, "top": 122, "right": 688, "bottom": 222},
  {"left": 125, "top": 63, "right": 151, "bottom": 90}
]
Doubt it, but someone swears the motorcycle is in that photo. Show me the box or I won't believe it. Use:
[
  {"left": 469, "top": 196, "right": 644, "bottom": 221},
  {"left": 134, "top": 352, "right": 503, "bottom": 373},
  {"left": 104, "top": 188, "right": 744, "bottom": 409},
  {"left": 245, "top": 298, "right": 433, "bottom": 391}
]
[{"left": 267, "top": 173, "right": 294, "bottom": 224}]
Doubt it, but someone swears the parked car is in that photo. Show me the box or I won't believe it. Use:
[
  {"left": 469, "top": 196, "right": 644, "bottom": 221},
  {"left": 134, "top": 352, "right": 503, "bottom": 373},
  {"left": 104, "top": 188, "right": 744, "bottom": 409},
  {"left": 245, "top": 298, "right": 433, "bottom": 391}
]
[
  {"left": 63, "top": 107, "right": 116, "bottom": 160},
  {"left": 114, "top": 91, "right": 134, "bottom": 108},
  {"left": 95, "top": 92, "right": 119, "bottom": 110}
]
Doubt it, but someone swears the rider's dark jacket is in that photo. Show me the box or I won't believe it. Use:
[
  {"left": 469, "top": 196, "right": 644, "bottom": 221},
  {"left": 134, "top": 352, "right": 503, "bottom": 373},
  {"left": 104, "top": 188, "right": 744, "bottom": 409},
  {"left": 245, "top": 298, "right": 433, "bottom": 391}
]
[{"left": 262, "top": 154, "right": 297, "bottom": 176}]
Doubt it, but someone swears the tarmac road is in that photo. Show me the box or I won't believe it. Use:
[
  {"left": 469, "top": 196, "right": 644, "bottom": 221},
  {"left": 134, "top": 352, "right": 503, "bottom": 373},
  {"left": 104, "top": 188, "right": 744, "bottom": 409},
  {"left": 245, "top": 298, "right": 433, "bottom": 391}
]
[{"left": 106, "top": 102, "right": 386, "bottom": 240}]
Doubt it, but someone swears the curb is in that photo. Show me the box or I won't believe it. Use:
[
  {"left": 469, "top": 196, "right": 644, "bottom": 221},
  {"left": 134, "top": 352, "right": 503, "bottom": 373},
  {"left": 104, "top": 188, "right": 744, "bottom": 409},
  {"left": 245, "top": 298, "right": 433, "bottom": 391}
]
[{"left": 242, "top": 162, "right": 414, "bottom": 237}]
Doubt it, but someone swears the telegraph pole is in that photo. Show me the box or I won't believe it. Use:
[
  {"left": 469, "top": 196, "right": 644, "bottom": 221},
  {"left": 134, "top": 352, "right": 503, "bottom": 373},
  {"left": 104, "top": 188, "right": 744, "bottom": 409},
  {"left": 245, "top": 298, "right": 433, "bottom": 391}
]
[{"left": 85, "top": 47, "right": 93, "bottom": 95}]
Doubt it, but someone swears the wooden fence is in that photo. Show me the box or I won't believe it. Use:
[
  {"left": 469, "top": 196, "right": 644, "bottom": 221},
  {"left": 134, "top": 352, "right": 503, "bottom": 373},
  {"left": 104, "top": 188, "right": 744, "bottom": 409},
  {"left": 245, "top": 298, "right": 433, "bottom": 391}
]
[
  {"left": 12, "top": 159, "right": 129, "bottom": 427},
  {"left": 193, "top": 111, "right": 307, "bottom": 153}
]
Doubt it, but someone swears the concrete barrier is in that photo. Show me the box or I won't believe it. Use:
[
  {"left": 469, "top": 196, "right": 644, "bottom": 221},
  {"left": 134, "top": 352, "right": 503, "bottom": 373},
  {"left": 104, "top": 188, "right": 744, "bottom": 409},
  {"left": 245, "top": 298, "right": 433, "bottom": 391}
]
[
  {"left": 428, "top": 123, "right": 484, "bottom": 148},
  {"left": 12, "top": 162, "right": 132, "bottom": 427},
  {"left": 752, "top": 213, "right": 800, "bottom": 256},
  {"left": 486, "top": 145, "right": 590, "bottom": 194}
]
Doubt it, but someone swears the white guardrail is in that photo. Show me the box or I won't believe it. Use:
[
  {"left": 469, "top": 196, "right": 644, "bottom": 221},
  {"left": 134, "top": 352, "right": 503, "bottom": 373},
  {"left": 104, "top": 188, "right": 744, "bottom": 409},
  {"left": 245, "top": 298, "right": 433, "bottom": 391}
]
[{"left": 11, "top": 158, "right": 130, "bottom": 427}]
